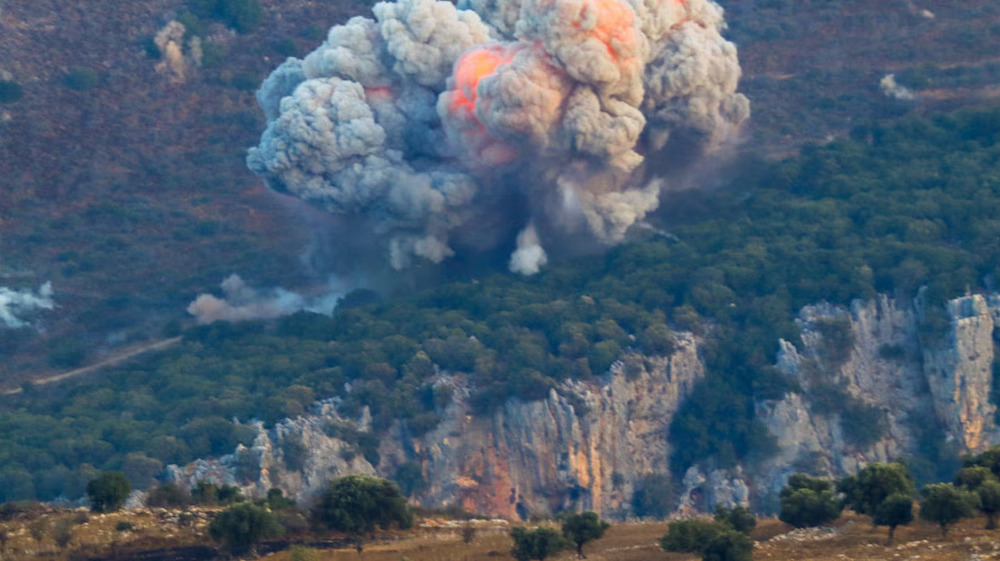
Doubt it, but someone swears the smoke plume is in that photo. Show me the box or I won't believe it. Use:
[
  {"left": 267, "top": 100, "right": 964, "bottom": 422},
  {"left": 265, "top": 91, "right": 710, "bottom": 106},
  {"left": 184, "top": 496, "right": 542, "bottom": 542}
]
[
  {"left": 187, "top": 274, "right": 341, "bottom": 324},
  {"left": 248, "top": 0, "right": 749, "bottom": 275},
  {"left": 0, "top": 282, "right": 54, "bottom": 328}
]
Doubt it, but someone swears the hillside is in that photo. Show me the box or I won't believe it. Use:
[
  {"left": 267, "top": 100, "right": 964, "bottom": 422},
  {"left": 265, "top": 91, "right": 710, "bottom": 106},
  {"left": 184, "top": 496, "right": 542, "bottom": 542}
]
[{"left": 1, "top": 0, "right": 999, "bottom": 383}]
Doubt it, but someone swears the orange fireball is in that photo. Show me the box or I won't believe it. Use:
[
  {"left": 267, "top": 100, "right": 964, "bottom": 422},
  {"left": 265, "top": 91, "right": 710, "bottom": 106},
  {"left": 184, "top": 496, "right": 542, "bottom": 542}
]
[{"left": 450, "top": 47, "right": 514, "bottom": 114}]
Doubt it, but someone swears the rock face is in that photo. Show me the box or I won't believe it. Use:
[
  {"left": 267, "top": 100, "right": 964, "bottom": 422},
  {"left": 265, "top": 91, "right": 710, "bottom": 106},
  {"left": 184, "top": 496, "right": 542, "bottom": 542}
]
[
  {"left": 751, "top": 293, "right": 1000, "bottom": 510},
  {"left": 169, "top": 294, "right": 1000, "bottom": 519},
  {"left": 168, "top": 332, "right": 704, "bottom": 518}
]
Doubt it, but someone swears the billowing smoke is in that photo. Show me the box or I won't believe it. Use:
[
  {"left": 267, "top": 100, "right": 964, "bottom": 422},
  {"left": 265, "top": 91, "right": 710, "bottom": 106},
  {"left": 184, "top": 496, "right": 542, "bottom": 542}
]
[
  {"left": 0, "top": 282, "right": 54, "bottom": 328},
  {"left": 187, "top": 274, "right": 342, "bottom": 324},
  {"left": 247, "top": 0, "right": 749, "bottom": 275},
  {"left": 880, "top": 74, "right": 915, "bottom": 101}
]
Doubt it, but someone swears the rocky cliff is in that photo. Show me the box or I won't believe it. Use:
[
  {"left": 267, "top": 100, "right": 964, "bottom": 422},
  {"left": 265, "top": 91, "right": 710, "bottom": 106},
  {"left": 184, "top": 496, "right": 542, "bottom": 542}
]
[{"left": 168, "top": 294, "right": 1000, "bottom": 519}]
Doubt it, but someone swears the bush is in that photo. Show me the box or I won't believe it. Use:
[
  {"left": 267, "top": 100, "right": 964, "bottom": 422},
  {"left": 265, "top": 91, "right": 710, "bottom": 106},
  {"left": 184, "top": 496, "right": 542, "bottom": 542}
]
[
  {"left": 209, "top": 502, "right": 283, "bottom": 552},
  {"left": 510, "top": 526, "right": 567, "bottom": 561},
  {"left": 86, "top": 471, "right": 131, "bottom": 513},
  {"left": 312, "top": 475, "right": 413, "bottom": 550},
  {"left": 661, "top": 519, "right": 723, "bottom": 554},
  {"left": 714, "top": 505, "right": 755, "bottom": 534},
  {"left": 702, "top": 528, "right": 753, "bottom": 561}
]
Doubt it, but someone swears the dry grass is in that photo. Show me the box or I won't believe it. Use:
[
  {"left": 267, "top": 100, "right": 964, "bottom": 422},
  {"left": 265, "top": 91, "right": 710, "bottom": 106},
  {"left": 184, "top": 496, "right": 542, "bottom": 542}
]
[
  {"left": 262, "top": 514, "right": 1000, "bottom": 561},
  {"left": 4, "top": 508, "right": 1000, "bottom": 561},
  {"left": 0, "top": 505, "right": 217, "bottom": 560}
]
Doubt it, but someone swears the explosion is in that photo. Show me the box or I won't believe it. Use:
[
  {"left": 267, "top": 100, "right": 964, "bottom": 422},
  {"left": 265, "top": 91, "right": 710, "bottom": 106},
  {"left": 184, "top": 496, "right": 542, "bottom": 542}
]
[{"left": 247, "top": 0, "right": 748, "bottom": 275}]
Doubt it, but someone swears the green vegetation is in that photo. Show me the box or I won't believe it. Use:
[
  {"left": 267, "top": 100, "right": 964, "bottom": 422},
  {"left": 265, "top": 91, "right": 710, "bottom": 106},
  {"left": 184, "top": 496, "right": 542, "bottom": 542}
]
[
  {"left": 560, "top": 512, "right": 610, "bottom": 558},
  {"left": 510, "top": 526, "right": 566, "bottom": 561},
  {"left": 3, "top": 105, "right": 1000, "bottom": 501},
  {"left": 312, "top": 475, "right": 413, "bottom": 552},
  {"left": 661, "top": 503, "right": 755, "bottom": 561},
  {"left": 64, "top": 67, "right": 100, "bottom": 91},
  {"left": 873, "top": 493, "right": 913, "bottom": 544},
  {"left": 0, "top": 80, "right": 24, "bottom": 103},
  {"left": 779, "top": 474, "right": 842, "bottom": 528},
  {"left": 839, "top": 463, "right": 915, "bottom": 517},
  {"left": 189, "top": 0, "right": 262, "bottom": 33},
  {"left": 208, "top": 502, "right": 283, "bottom": 552},
  {"left": 919, "top": 483, "right": 977, "bottom": 538},
  {"left": 86, "top": 471, "right": 130, "bottom": 513},
  {"left": 660, "top": 509, "right": 754, "bottom": 561}
]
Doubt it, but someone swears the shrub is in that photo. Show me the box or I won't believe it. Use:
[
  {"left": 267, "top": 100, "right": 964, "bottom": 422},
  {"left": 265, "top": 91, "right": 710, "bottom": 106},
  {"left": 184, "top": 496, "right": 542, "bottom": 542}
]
[
  {"left": 702, "top": 528, "right": 753, "bottom": 561},
  {"left": 661, "top": 519, "right": 723, "bottom": 554},
  {"left": 86, "top": 471, "right": 131, "bottom": 513},
  {"left": 312, "top": 475, "right": 413, "bottom": 551},
  {"left": 714, "top": 505, "right": 755, "bottom": 534},
  {"left": 510, "top": 526, "right": 567, "bottom": 561},
  {"left": 209, "top": 502, "right": 283, "bottom": 552}
]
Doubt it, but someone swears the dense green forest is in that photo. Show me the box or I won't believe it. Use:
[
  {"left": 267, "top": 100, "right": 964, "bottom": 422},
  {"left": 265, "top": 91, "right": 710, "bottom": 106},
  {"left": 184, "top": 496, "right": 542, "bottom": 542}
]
[{"left": 2, "top": 105, "right": 1000, "bottom": 502}]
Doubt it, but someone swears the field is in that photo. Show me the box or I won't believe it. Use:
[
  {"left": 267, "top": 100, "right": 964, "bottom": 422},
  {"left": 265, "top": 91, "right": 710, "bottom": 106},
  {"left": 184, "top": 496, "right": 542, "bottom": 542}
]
[
  {"left": 4, "top": 505, "right": 1000, "bottom": 561},
  {"left": 258, "top": 514, "right": 1000, "bottom": 561}
]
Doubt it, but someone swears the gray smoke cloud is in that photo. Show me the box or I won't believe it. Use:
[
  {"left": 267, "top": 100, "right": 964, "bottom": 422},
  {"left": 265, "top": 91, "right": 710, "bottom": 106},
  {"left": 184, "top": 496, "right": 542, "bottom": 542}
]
[
  {"left": 0, "top": 282, "right": 54, "bottom": 328},
  {"left": 187, "top": 274, "right": 342, "bottom": 324},
  {"left": 248, "top": 0, "right": 749, "bottom": 275}
]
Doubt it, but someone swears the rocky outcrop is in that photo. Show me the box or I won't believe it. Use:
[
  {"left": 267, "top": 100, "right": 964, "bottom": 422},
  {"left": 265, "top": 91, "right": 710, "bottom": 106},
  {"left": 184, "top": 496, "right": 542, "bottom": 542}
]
[
  {"left": 750, "top": 293, "right": 1000, "bottom": 509},
  {"left": 169, "top": 294, "right": 1000, "bottom": 519}
]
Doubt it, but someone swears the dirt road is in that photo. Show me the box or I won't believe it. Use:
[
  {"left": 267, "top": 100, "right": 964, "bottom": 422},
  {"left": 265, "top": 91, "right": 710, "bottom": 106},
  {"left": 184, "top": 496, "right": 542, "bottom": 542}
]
[{"left": 2, "top": 336, "right": 182, "bottom": 395}]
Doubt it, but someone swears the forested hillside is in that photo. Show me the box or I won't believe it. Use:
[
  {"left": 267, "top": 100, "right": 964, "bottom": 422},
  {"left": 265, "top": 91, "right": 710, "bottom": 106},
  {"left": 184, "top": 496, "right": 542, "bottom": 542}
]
[
  {"left": 1, "top": 0, "right": 999, "bottom": 382},
  {"left": 2, "top": 105, "right": 1000, "bottom": 502}
]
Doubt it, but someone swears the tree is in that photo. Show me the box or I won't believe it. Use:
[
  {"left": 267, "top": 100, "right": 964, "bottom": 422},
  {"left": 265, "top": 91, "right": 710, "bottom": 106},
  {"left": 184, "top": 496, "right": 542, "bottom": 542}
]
[
  {"left": 838, "top": 463, "right": 914, "bottom": 516},
  {"left": 86, "top": 471, "right": 131, "bottom": 513},
  {"left": 208, "top": 502, "right": 283, "bottom": 553},
  {"left": 976, "top": 480, "right": 1000, "bottom": 530},
  {"left": 714, "top": 505, "right": 756, "bottom": 535},
  {"left": 661, "top": 519, "right": 724, "bottom": 554},
  {"left": 561, "top": 512, "right": 610, "bottom": 558},
  {"left": 954, "top": 466, "right": 995, "bottom": 490},
  {"left": 779, "top": 474, "right": 842, "bottom": 528},
  {"left": 510, "top": 526, "right": 567, "bottom": 561},
  {"left": 312, "top": 475, "right": 413, "bottom": 552},
  {"left": 919, "top": 483, "right": 976, "bottom": 538},
  {"left": 872, "top": 493, "right": 912, "bottom": 544},
  {"left": 702, "top": 529, "right": 753, "bottom": 561}
]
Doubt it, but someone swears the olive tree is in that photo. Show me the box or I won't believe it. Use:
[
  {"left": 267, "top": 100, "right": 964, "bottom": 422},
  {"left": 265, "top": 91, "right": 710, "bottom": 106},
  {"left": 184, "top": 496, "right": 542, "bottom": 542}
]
[
  {"left": 872, "top": 493, "right": 912, "bottom": 544},
  {"left": 919, "top": 483, "right": 976, "bottom": 538},
  {"left": 561, "top": 512, "right": 610, "bottom": 558}
]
